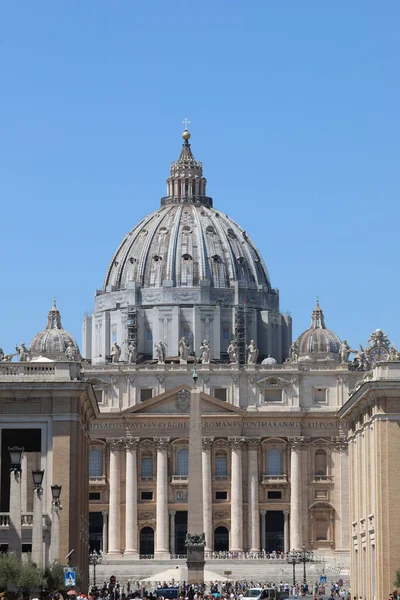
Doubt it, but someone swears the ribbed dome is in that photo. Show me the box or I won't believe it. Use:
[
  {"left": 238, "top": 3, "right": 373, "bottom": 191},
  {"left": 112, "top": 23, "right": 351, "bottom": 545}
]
[
  {"left": 29, "top": 302, "right": 81, "bottom": 361},
  {"left": 104, "top": 132, "right": 271, "bottom": 292},
  {"left": 296, "top": 301, "right": 341, "bottom": 359}
]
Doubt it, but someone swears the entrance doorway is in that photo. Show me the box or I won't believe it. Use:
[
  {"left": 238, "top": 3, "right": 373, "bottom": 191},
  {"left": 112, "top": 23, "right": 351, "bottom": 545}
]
[
  {"left": 266, "top": 511, "right": 284, "bottom": 552},
  {"left": 140, "top": 526, "right": 154, "bottom": 555},
  {"left": 214, "top": 526, "right": 229, "bottom": 551},
  {"left": 175, "top": 511, "right": 188, "bottom": 555},
  {"left": 89, "top": 512, "right": 103, "bottom": 552}
]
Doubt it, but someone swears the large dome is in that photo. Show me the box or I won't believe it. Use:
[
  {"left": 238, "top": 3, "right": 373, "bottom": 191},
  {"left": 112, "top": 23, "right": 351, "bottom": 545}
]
[
  {"left": 103, "top": 132, "right": 271, "bottom": 292},
  {"left": 30, "top": 302, "right": 81, "bottom": 361},
  {"left": 296, "top": 301, "right": 341, "bottom": 360}
]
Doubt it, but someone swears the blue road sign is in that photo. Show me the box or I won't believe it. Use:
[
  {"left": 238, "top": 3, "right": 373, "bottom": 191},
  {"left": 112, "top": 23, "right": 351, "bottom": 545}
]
[
  {"left": 64, "top": 570, "right": 76, "bottom": 587},
  {"left": 319, "top": 576, "right": 327, "bottom": 584}
]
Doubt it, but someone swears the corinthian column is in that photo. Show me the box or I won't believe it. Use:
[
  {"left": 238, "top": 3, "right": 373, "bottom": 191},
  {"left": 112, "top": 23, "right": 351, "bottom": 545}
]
[
  {"left": 154, "top": 437, "right": 170, "bottom": 559},
  {"left": 289, "top": 437, "right": 304, "bottom": 550},
  {"left": 202, "top": 437, "right": 214, "bottom": 551},
  {"left": 229, "top": 437, "right": 245, "bottom": 551},
  {"left": 125, "top": 438, "right": 139, "bottom": 556},
  {"left": 107, "top": 439, "right": 122, "bottom": 554},
  {"left": 247, "top": 439, "right": 261, "bottom": 551}
]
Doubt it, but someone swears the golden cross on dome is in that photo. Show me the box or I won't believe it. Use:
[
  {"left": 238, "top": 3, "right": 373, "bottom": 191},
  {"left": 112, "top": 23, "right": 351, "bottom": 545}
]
[{"left": 182, "top": 117, "right": 190, "bottom": 131}]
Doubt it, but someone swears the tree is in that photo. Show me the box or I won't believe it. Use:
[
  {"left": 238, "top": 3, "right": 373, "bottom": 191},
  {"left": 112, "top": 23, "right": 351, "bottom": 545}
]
[
  {"left": 0, "top": 553, "right": 45, "bottom": 597},
  {"left": 393, "top": 569, "right": 400, "bottom": 588},
  {"left": 44, "top": 561, "right": 82, "bottom": 595}
]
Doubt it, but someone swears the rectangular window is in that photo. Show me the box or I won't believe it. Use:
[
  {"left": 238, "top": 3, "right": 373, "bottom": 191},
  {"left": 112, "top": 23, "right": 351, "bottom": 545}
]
[
  {"left": 215, "top": 456, "right": 228, "bottom": 476},
  {"left": 146, "top": 330, "right": 153, "bottom": 341},
  {"left": 141, "top": 491, "right": 153, "bottom": 501},
  {"left": 313, "top": 387, "right": 327, "bottom": 403},
  {"left": 267, "top": 491, "right": 282, "bottom": 500},
  {"left": 112, "top": 332, "right": 117, "bottom": 343},
  {"left": 183, "top": 328, "right": 190, "bottom": 338},
  {"left": 141, "top": 457, "right": 153, "bottom": 477},
  {"left": 140, "top": 388, "right": 153, "bottom": 402},
  {"left": 215, "top": 491, "right": 228, "bottom": 500},
  {"left": 222, "top": 327, "right": 229, "bottom": 340},
  {"left": 264, "top": 389, "right": 282, "bottom": 403},
  {"left": 89, "top": 492, "right": 101, "bottom": 501},
  {"left": 214, "top": 388, "right": 227, "bottom": 402}
]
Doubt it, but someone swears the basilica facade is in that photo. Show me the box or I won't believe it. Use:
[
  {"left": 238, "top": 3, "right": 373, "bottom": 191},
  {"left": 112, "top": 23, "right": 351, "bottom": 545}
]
[{"left": 1, "top": 128, "right": 399, "bottom": 598}]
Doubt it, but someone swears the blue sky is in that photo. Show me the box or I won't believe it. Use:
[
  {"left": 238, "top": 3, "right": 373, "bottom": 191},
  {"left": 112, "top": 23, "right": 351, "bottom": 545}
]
[{"left": 0, "top": 1, "right": 399, "bottom": 355}]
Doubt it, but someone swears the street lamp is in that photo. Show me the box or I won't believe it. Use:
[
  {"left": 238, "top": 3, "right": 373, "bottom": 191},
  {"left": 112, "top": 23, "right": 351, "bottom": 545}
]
[
  {"left": 298, "top": 544, "right": 312, "bottom": 587},
  {"left": 286, "top": 549, "right": 298, "bottom": 587},
  {"left": 32, "top": 469, "right": 45, "bottom": 568},
  {"left": 8, "top": 446, "right": 24, "bottom": 559},
  {"left": 89, "top": 549, "right": 102, "bottom": 589},
  {"left": 50, "top": 485, "right": 62, "bottom": 563}
]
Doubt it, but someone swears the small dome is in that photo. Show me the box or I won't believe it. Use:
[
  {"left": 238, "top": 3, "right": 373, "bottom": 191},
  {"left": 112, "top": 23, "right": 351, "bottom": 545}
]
[
  {"left": 262, "top": 355, "right": 278, "bottom": 365},
  {"left": 29, "top": 302, "right": 81, "bottom": 361},
  {"left": 296, "top": 301, "right": 340, "bottom": 360}
]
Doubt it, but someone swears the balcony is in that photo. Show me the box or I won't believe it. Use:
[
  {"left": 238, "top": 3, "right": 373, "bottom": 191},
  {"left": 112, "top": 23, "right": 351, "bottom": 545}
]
[
  {"left": 312, "top": 475, "right": 334, "bottom": 484},
  {"left": 214, "top": 475, "right": 228, "bottom": 481},
  {"left": 140, "top": 476, "right": 156, "bottom": 482},
  {"left": 261, "top": 474, "right": 288, "bottom": 487},
  {"left": 170, "top": 475, "right": 188, "bottom": 486},
  {"left": 89, "top": 475, "right": 107, "bottom": 486}
]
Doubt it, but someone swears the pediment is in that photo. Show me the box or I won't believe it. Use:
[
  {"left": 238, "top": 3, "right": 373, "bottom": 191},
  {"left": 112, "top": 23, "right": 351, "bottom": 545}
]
[
  {"left": 122, "top": 384, "right": 244, "bottom": 416},
  {"left": 256, "top": 376, "right": 291, "bottom": 388}
]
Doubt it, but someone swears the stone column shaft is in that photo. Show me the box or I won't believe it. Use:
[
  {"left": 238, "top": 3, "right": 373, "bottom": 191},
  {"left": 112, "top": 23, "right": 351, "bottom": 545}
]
[
  {"left": 283, "top": 509, "right": 289, "bottom": 553},
  {"left": 289, "top": 438, "right": 303, "bottom": 550},
  {"left": 169, "top": 511, "right": 176, "bottom": 554},
  {"left": 260, "top": 510, "right": 266, "bottom": 552},
  {"left": 202, "top": 438, "right": 214, "bottom": 550},
  {"left": 230, "top": 438, "right": 244, "bottom": 551},
  {"left": 247, "top": 440, "right": 260, "bottom": 551},
  {"left": 9, "top": 471, "right": 22, "bottom": 559},
  {"left": 108, "top": 441, "right": 121, "bottom": 554},
  {"left": 32, "top": 488, "right": 43, "bottom": 568},
  {"left": 155, "top": 438, "right": 170, "bottom": 558},
  {"left": 125, "top": 440, "right": 139, "bottom": 555},
  {"left": 102, "top": 510, "right": 108, "bottom": 553},
  {"left": 50, "top": 505, "right": 61, "bottom": 563}
]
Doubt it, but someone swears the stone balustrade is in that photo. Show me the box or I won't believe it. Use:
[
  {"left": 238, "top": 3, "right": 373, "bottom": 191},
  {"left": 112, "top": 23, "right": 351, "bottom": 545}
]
[
  {"left": 0, "top": 361, "right": 79, "bottom": 380},
  {"left": 0, "top": 512, "right": 48, "bottom": 527}
]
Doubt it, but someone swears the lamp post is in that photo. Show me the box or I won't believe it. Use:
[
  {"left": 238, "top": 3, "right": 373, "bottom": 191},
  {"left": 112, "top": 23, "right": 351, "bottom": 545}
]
[
  {"left": 89, "top": 549, "right": 102, "bottom": 590},
  {"left": 31, "top": 469, "right": 45, "bottom": 567},
  {"left": 8, "top": 446, "right": 24, "bottom": 559},
  {"left": 300, "top": 544, "right": 311, "bottom": 586},
  {"left": 287, "top": 549, "right": 298, "bottom": 587},
  {"left": 50, "top": 485, "right": 62, "bottom": 563}
]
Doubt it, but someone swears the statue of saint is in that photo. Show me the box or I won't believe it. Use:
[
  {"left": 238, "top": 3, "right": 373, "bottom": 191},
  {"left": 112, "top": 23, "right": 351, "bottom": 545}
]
[
  {"left": 247, "top": 340, "right": 259, "bottom": 364},
  {"left": 339, "top": 340, "right": 356, "bottom": 364},
  {"left": 111, "top": 342, "right": 121, "bottom": 363},
  {"left": 128, "top": 342, "right": 137, "bottom": 364},
  {"left": 178, "top": 337, "right": 190, "bottom": 362},
  {"left": 15, "top": 343, "right": 30, "bottom": 362},
  {"left": 389, "top": 344, "right": 400, "bottom": 361},
  {"left": 200, "top": 340, "right": 210, "bottom": 364},
  {"left": 290, "top": 341, "right": 299, "bottom": 362},
  {"left": 155, "top": 340, "right": 166, "bottom": 364},
  {"left": 227, "top": 340, "right": 238, "bottom": 364},
  {"left": 0, "top": 348, "right": 4, "bottom": 362},
  {"left": 65, "top": 342, "right": 77, "bottom": 361}
]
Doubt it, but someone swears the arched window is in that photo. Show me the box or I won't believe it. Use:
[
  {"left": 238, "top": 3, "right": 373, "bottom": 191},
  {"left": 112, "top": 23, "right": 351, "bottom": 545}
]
[
  {"left": 89, "top": 449, "right": 102, "bottom": 477},
  {"left": 215, "top": 452, "right": 228, "bottom": 477},
  {"left": 177, "top": 448, "right": 189, "bottom": 476},
  {"left": 141, "top": 454, "right": 153, "bottom": 477},
  {"left": 315, "top": 450, "right": 327, "bottom": 476},
  {"left": 140, "top": 526, "right": 154, "bottom": 555},
  {"left": 315, "top": 516, "right": 329, "bottom": 541},
  {"left": 214, "top": 526, "right": 229, "bottom": 551},
  {"left": 267, "top": 448, "right": 282, "bottom": 476}
]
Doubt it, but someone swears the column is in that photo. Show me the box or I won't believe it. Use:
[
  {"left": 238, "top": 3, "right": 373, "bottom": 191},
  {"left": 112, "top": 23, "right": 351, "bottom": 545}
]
[
  {"left": 202, "top": 438, "right": 214, "bottom": 551},
  {"left": 230, "top": 437, "right": 245, "bottom": 551},
  {"left": 102, "top": 511, "right": 108, "bottom": 554},
  {"left": 50, "top": 503, "right": 61, "bottom": 563},
  {"left": 283, "top": 509, "right": 289, "bottom": 553},
  {"left": 107, "top": 439, "right": 121, "bottom": 554},
  {"left": 247, "top": 439, "right": 261, "bottom": 551},
  {"left": 169, "top": 511, "right": 176, "bottom": 555},
  {"left": 32, "top": 486, "right": 43, "bottom": 568},
  {"left": 289, "top": 437, "right": 303, "bottom": 550},
  {"left": 125, "top": 439, "right": 139, "bottom": 556},
  {"left": 155, "top": 437, "right": 170, "bottom": 558},
  {"left": 260, "top": 510, "right": 266, "bottom": 552},
  {"left": 21, "top": 454, "right": 28, "bottom": 513}
]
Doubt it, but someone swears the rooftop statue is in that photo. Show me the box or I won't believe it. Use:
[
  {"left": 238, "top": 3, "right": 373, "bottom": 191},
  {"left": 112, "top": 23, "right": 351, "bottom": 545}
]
[
  {"left": 178, "top": 337, "right": 190, "bottom": 362},
  {"left": 290, "top": 341, "right": 299, "bottom": 362},
  {"left": 339, "top": 340, "right": 357, "bottom": 364},
  {"left": 199, "top": 340, "right": 210, "bottom": 364},
  {"left": 247, "top": 340, "right": 259, "bottom": 364},
  {"left": 15, "top": 343, "right": 30, "bottom": 362},
  {"left": 111, "top": 342, "right": 121, "bottom": 364},
  {"left": 155, "top": 340, "right": 166, "bottom": 364},
  {"left": 128, "top": 342, "right": 137, "bottom": 364},
  {"left": 227, "top": 340, "right": 238, "bottom": 364},
  {"left": 65, "top": 342, "right": 77, "bottom": 361}
]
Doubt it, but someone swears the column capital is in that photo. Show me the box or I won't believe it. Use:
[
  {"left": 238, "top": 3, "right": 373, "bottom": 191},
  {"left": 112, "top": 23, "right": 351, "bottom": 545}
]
[
  {"left": 229, "top": 436, "right": 246, "bottom": 450},
  {"left": 125, "top": 438, "right": 140, "bottom": 451},
  {"left": 102, "top": 510, "right": 109, "bottom": 516},
  {"left": 283, "top": 509, "right": 290, "bottom": 515},
  {"left": 154, "top": 437, "right": 170, "bottom": 451},
  {"left": 246, "top": 438, "right": 261, "bottom": 449},
  {"left": 331, "top": 435, "right": 348, "bottom": 450},
  {"left": 202, "top": 437, "right": 214, "bottom": 451},
  {"left": 260, "top": 509, "right": 267, "bottom": 516},
  {"left": 106, "top": 438, "right": 123, "bottom": 450},
  {"left": 288, "top": 436, "right": 306, "bottom": 451},
  {"left": 169, "top": 510, "right": 176, "bottom": 517}
]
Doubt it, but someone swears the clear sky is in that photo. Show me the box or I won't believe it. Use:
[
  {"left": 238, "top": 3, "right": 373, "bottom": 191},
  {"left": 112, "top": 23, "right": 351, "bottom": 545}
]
[{"left": 0, "top": 1, "right": 399, "bottom": 355}]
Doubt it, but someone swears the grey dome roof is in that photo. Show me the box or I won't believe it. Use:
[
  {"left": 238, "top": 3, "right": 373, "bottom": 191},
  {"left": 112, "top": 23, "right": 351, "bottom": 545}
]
[
  {"left": 29, "top": 302, "right": 81, "bottom": 361},
  {"left": 297, "top": 301, "right": 341, "bottom": 359},
  {"left": 103, "top": 133, "right": 271, "bottom": 292}
]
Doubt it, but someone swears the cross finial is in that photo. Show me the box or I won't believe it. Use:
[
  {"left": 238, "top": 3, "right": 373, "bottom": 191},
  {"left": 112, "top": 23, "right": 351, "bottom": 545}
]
[{"left": 182, "top": 117, "right": 190, "bottom": 131}]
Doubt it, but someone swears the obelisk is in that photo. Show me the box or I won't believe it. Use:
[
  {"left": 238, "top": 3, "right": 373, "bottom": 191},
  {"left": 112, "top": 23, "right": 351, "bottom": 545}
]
[{"left": 186, "top": 368, "right": 205, "bottom": 583}]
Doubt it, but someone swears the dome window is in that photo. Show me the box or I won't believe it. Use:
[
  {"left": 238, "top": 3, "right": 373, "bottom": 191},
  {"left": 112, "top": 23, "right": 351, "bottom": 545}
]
[
  {"left": 182, "top": 225, "right": 192, "bottom": 234},
  {"left": 206, "top": 225, "right": 215, "bottom": 235},
  {"left": 114, "top": 260, "right": 119, "bottom": 266},
  {"left": 211, "top": 255, "right": 222, "bottom": 263},
  {"left": 153, "top": 255, "right": 162, "bottom": 262},
  {"left": 237, "top": 256, "right": 245, "bottom": 264},
  {"left": 159, "top": 227, "right": 168, "bottom": 235},
  {"left": 139, "top": 229, "right": 148, "bottom": 238},
  {"left": 129, "top": 257, "right": 137, "bottom": 264},
  {"left": 182, "top": 254, "right": 193, "bottom": 261},
  {"left": 227, "top": 228, "right": 236, "bottom": 239}
]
